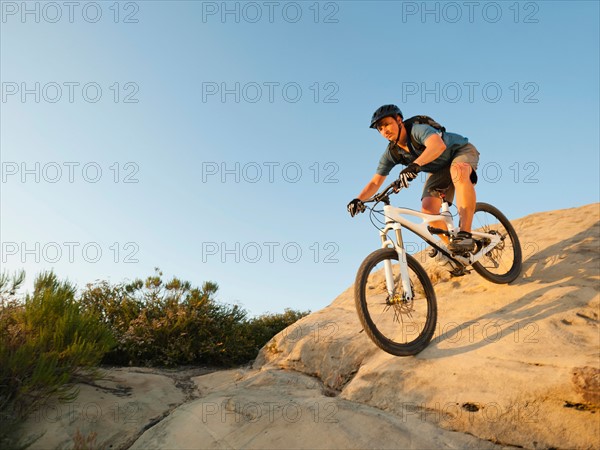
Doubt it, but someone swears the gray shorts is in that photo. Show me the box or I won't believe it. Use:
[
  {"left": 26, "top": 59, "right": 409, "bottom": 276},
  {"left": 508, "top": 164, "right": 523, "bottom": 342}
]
[{"left": 422, "top": 142, "right": 480, "bottom": 203}]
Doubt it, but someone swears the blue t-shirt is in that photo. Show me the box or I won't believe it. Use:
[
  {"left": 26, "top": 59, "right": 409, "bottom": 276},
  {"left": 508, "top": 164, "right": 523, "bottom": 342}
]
[{"left": 376, "top": 124, "right": 469, "bottom": 176}]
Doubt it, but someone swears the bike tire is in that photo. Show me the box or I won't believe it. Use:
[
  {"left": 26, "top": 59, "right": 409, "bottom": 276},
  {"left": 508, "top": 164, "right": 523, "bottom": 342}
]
[
  {"left": 471, "top": 202, "right": 522, "bottom": 284},
  {"left": 355, "top": 248, "right": 437, "bottom": 356}
]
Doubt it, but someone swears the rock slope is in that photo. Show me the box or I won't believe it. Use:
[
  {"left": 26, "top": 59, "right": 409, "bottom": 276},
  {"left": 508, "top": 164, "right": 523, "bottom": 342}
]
[
  {"left": 15, "top": 203, "right": 600, "bottom": 449},
  {"left": 253, "top": 203, "right": 600, "bottom": 449}
]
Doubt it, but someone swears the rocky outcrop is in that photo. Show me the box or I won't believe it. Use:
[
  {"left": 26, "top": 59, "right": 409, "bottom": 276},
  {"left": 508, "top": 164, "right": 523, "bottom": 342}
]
[{"left": 14, "top": 204, "right": 600, "bottom": 449}]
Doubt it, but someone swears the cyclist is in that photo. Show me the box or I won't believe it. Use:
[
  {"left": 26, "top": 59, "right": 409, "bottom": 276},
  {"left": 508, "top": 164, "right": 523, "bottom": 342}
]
[{"left": 347, "top": 104, "right": 480, "bottom": 253}]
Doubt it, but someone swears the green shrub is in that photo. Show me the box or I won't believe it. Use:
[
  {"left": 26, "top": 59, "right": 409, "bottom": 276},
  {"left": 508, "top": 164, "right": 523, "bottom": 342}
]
[
  {"left": 0, "top": 271, "right": 115, "bottom": 440},
  {"left": 80, "top": 270, "right": 237, "bottom": 365},
  {"left": 248, "top": 308, "right": 310, "bottom": 343},
  {"left": 80, "top": 269, "right": 309, "bottom": 367},
  {"left": 0, "top": 268, "right": 309, "bottom": 445}
]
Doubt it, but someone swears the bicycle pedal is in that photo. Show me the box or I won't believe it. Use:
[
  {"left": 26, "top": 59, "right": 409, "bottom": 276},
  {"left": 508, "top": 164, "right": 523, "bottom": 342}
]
[
  {"left": 449, "top": 250, "right": 470, "bottom": 258},
  {"left": 450, "top": 243, "right": 477, "bottom": 255},
  {"left": 449, "top": 267, "right": 471, "bottom": 277}
]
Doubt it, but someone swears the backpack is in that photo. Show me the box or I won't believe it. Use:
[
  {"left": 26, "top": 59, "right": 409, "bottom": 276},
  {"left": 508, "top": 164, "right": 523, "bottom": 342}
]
[{"left": 388, "top": 115, "right": 446, "bottom": 164}]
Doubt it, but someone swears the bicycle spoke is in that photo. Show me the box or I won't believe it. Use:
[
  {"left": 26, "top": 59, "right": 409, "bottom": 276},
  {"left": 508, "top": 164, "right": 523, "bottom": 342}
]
[
  {"left": 470, "top": 203, "right": 522, "bottom": 284},
  {"left": 361, "top": 259, "right": 431, "bottom": 346},
  {"left": 473, "top": 213, "right": 514, "bottom": 274}
]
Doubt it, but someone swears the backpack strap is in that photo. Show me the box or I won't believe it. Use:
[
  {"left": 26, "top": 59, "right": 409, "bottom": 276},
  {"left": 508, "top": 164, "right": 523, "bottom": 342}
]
[
  {"left": 403, "top": 115, "right": 446, "bottom": 157},
  {"left": 387, "top": 141, "right": 414, "bottom": 166}
]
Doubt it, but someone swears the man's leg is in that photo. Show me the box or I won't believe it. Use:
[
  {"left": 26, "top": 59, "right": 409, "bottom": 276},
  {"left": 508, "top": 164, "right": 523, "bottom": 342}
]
[
  {"left": 421, "top": 172, "right": 453, "bottom": 244},
  {"left": 422, "top": 195, "right": 450, "bottom": 244},
  {"left": 445, "top": 142, "right": 480, "bottom": 253},
  {"left": 422, "top": 195, "right": 443, "bottom": 218},
  {"left": 451, "top": 162, "right": 476, "bottom": 232}
]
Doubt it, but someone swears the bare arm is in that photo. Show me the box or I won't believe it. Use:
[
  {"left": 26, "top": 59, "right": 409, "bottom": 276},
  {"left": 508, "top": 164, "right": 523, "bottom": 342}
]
[
  {"left": 357, "top": 174, "right": 387, "bottom": 200},
  {"left": 413, "top": 133, "right": 447, "bottom": 167}
]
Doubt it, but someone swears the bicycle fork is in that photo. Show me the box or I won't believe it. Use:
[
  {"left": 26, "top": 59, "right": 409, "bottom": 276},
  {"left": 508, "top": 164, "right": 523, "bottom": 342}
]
[{"left": 380, "top": 225, "right": 413, "bottom": 302}]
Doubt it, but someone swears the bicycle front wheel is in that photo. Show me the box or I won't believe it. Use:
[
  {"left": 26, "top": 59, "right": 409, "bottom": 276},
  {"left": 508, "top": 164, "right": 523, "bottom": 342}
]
[
  {"left": 354, "top": 248, "right": 437, "bottom": 356},
  {"left": 471, "top": 202, "right": 522, "bottom": 284}
]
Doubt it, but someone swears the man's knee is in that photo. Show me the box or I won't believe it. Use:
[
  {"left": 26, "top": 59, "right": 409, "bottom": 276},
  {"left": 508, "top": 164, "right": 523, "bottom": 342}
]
[
  {"left": 421, "top": 196, "right": 441, "bottom": 214},
  {"left": 451, "top": 162, "right": 476, "bottom": 185}
]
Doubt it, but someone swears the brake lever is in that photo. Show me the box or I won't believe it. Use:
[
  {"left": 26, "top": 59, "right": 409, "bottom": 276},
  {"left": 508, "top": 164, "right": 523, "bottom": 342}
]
[{"left": 373, "top": 192, "right": 386, "bottom": 203}]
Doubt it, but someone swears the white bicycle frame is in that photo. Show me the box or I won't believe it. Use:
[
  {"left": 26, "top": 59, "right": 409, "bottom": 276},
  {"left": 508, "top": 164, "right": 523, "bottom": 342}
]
[{"left": 379, "top": 202, "right": 502, "bottom": 301}]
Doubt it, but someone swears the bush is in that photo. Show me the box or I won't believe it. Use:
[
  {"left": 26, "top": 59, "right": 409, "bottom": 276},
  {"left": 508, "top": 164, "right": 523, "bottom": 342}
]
[
  {"left": 80, "top": 269, "right": 309, "bottom": 367},
  {"left": 0, "top": 268, "right": 310, "bottom": 442},
  {"left": 244, "top": 308, "right": 310, "bottom": 352},
  {"left": 0, "top": 271, "right": 115, "bottom": 440}
]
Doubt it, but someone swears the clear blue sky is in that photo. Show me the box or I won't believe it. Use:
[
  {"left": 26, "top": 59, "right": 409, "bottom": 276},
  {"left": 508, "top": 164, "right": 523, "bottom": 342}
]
[{"left": 1, "top": 1, "right": 598, "bottom": 316}]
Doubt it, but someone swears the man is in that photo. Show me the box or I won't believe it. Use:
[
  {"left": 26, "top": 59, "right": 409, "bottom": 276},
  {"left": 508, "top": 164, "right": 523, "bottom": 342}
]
[{"left": 347, "top": 104, "right": 480, "bottom": 253}]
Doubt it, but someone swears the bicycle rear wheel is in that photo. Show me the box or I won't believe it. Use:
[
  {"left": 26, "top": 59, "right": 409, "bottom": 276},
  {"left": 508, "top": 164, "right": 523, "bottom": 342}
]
[
  {"left": 354, "top": 248, "right": 437, "bottom": 356},
  {"left": 471, "top": 202, "right": 522, "bottom": 284}
]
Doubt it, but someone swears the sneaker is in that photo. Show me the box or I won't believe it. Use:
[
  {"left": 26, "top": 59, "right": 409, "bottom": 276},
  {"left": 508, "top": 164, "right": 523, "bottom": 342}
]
[{"left": 448, "top": 231, "right": 475, "bottom": 253}]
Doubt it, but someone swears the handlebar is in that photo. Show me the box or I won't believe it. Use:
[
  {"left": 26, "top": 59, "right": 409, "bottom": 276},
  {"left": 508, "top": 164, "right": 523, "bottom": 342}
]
[{"left": 363, "top": 182, "right": 404, "bottom": 205}]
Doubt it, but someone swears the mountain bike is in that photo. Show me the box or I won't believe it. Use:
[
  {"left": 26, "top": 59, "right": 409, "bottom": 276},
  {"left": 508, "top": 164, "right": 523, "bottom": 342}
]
[{"left": 354, "top": 182, "right": 522, "bottom": 356}]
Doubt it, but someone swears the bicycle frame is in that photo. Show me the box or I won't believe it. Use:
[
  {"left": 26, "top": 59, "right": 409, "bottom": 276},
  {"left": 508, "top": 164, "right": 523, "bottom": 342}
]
[{"left": 379, "top": 203, "right": 502, "bottom": 300}]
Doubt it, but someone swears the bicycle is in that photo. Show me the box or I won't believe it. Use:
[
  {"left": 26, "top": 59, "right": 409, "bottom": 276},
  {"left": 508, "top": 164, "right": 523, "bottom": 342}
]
[{"left": 354, "top": 181, "right": 522, "bottom": 356}]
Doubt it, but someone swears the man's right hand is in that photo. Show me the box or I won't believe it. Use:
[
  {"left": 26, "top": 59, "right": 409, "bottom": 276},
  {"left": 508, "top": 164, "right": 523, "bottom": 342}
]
[
  {"left": 347, "top": 198, "right": 365, "bottom": 217},
  {"left": 395, "top": 162, "right": 421, "bottom": 189}
]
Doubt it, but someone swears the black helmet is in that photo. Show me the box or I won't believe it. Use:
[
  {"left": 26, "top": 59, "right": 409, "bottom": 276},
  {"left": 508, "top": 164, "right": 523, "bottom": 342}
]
[{"left": 369, "top": 104, "right": 403, "bottom": 129}]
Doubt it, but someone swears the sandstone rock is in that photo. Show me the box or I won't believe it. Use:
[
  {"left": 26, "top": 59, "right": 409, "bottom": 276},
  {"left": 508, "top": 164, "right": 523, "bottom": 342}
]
[{"left": 13, "top": 204, "right": 600, "bottom": 449}]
